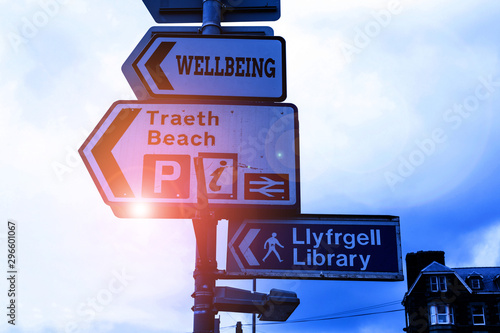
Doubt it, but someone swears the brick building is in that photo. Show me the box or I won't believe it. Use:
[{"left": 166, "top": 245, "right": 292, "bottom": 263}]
[{"left": 403, "top": 251, "right": 500, "bottom": 332}]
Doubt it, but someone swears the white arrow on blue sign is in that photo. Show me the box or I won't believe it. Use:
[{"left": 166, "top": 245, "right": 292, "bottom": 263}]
[
  {"left": 123, "top": 34, "right": 286, "bottom": 101},
  {"left": 225, "top": 215, "right": 403, "bottom": 281},
  {"left": 239, "top": 229, "right": 260, "bottom": 266}
]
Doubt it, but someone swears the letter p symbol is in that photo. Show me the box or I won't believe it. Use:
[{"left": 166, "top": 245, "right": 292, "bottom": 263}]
[
  {"left": 142, "top": 154, "right": 190, "bottom": 198},
  {"left": 154, "top": 161, "right": 181, "bottom": 193}
]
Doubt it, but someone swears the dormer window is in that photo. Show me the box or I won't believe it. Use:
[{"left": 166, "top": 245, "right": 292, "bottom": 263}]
[
  {"left": 470, "top": 277, "right": 481, "bottom": 289},
  {"left": 467, "top": 272, "right": 483, "bottom": 290},
  {"left": 430, "top": 275, "right": 447, "bottom": 292}
]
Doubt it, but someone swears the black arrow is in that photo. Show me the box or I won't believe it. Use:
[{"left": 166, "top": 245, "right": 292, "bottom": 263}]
[{"left": 145, "top": 41, "right": 175, "bottom": 90}]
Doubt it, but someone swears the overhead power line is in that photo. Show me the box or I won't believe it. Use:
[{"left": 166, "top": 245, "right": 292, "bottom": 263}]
[
  {"left": 218, "top": 300, "right": 404, "bottom": 330},
  {"left": 256, "top": 308, "right": 405, "bottom": 326}
]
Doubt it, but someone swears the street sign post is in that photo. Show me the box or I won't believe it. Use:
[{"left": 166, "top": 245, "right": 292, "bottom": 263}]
[
  {"left": 79, "top": 100, "right": 300, "bottom": 219},
  {"left": 123, "top": 34, "right": 286, "bottom": 101},
  {"left": 225, "top": 215, "right": 403, "bottom": 281},
  {"left": 142, "top": 0, "right": 280, "bottom": 23},
  {"left": 80, "top": 2, "right": 404, "bottom": 331}
]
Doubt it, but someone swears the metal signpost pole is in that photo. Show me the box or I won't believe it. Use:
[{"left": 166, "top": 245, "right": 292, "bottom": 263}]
[
  {"left": 202, "top": 0, "right": 222, "bottom": 35},
  {"left": 192, "top": 215, "right": 217, "bottom": 333},
  {"left": 193, "top": 4, "right": 222, "bottom": 330},
  {"left": 193, "top": 156, "right": 219, "bottom": 333},
  {"left": 252, "top": 279, "right": 256, "bottom": 333}
]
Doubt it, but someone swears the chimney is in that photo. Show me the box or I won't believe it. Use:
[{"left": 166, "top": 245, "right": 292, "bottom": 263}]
[{"left": 405, "top": 251, "right": 445, "bottom": 289}]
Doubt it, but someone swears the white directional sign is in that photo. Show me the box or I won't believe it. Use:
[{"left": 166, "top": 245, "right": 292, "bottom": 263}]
[
  {"left": 225, "top": 215, "right": 403, "bottom": 281},
  {"left": 123, "top": 35, "right": 286, "bottom": 101},
  {"left": 79, "top": 100, "right": 299, "bottom": 218}
]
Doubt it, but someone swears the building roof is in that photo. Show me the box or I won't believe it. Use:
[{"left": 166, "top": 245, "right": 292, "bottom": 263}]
[
  {"left": 405, "top": 262, "right": 500, "bottom": 300},
  {"left": 454, "top": 267, "right": 500, "bottom": 293},
  {"left": 421, "top": 261, "right": 455, "bottom": 273}
]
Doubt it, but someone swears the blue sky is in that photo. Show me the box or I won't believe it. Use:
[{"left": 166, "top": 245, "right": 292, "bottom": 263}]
[{"left": 1, "top": 0, "right": 500, "bottom": 332}]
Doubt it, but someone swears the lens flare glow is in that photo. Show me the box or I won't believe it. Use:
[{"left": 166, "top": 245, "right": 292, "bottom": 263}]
[{"left": 130, "top": 203, "right": 151, "bottom": 218}]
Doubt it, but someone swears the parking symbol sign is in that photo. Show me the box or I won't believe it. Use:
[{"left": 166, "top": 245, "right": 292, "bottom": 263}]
[
  {"left": 79, "top": 101, "right": 300, "bottom": 218},
  {"left": 142, "top": 154, "right": 190, "bottom": 198}
]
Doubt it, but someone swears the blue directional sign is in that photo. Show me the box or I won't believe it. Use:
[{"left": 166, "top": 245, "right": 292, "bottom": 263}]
[
  {"left": 225, "top": 215, "right": 403, "bottom": 281},
  {"left": 143, "top": 0, "right": 280, "bottom": 23}
]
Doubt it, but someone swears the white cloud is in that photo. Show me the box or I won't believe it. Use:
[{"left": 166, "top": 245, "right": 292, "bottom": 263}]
[
  {"left": 448, "top": 220, "right": 500, "bottom": 267},
  {"left": 469, "top": 222, "right": 500, "bottom": 267},
  {"left": 283, "top": 0, "right": 500, "bottom": 210},
  {"left": 0, "top": 2, "right": 197, "bottom": 331}
]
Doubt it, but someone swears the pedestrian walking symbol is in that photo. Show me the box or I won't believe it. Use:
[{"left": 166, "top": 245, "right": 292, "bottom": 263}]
[{"left": 262, "top": 232, "right": 284, "bottom": 262}]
